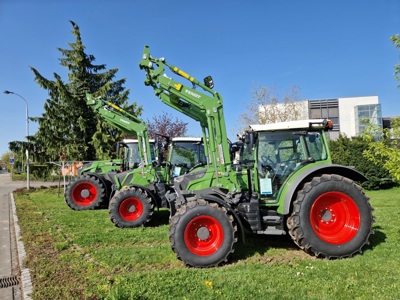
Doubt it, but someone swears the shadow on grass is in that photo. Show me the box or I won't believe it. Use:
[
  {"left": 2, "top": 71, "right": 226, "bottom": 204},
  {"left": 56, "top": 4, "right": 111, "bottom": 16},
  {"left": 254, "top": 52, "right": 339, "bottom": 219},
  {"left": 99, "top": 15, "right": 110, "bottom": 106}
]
[
  {"left": 364, "top": 225, "right": 386, "bottom": 251},
  {"left": 232, "top": 232, "right": 303, "bottom": 263},
  {"left": 147, "top": 209, "right": 170, "bottom": 227},
  {"left": 231, "top": 225, "right": 386, "bottom": 264}
]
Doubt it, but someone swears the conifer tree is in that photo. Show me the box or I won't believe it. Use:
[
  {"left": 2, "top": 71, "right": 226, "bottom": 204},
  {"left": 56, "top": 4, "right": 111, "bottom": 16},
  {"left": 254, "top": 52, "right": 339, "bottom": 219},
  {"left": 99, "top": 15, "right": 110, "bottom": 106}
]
[{"left": 30, "top": 21, "right": 141, "bottom": 161}]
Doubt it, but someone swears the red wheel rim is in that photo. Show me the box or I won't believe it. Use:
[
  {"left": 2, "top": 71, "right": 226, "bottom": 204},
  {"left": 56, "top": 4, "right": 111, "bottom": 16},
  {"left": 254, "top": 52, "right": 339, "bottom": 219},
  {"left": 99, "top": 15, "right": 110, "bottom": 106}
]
[
  {"left": 184, "top": 215, "right": 224, "bottom": 256},
  {"left": 310, "top": 191, "right": 360, "bottom": 244},
  {"left": 119, "top": 197, "right": 143, "bottom": 221},
  {"left": 72, "top": 182, "right": 97, "bottom": 206}
]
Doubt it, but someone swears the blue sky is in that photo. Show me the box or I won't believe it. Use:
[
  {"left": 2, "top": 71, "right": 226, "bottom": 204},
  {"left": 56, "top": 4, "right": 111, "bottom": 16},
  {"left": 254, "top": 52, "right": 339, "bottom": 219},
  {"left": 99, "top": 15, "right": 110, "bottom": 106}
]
[{"left": 1, "top": 0, "right": 399, "bottom": 157}]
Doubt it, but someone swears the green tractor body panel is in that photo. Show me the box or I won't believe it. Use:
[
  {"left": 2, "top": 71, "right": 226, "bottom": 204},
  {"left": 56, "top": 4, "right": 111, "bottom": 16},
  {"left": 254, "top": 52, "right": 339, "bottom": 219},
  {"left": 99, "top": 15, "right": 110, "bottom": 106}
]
[
  {"left": 112, "top": 167, "right": 157, "bottom": 189},
  {"left": 78, "top": 159, "right": 123, "bottom": 175}
]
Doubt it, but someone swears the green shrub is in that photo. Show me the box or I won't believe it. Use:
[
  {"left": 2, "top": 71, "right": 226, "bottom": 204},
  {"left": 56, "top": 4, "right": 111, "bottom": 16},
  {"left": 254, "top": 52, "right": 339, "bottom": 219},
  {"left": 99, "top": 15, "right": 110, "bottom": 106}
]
[
  {"left": 329, "top": 135, "right": 396, "bottom": 190},
  {"left": 30, "top": 164, "right": 51, "bottom": 180},
  {"left": 11, "top": 168, "right": 60, "bottom": 182}
]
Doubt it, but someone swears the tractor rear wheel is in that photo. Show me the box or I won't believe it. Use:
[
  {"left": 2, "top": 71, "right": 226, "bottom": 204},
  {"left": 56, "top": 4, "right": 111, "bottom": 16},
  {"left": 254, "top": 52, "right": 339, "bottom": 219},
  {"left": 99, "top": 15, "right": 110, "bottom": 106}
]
[
  {"left": 287, "top": 174, "right": 374, "bottom": 258},
  {"left": 65, "top": 174, "right": 106, "bottom": 210},
  {"left": 109, "top": 187, "right": 153, "bottom": 228},
  {"left": 170, "top": 199, "right": 237, "bottom": 268}
]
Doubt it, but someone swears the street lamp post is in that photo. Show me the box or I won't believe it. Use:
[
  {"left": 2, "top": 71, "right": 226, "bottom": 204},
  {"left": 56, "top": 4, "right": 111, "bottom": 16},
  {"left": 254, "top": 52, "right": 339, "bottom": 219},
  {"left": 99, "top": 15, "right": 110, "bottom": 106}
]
[{"left": 4, "top": 90, "right": 30, "bottom": 190}]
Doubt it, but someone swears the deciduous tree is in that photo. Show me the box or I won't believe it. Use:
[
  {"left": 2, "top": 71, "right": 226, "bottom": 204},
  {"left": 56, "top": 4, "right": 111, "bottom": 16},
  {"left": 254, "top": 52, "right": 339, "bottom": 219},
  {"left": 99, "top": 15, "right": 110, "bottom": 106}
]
[
  {"left": 329, "top": 135, "right": 395, "bottom": 189},
  {"left": 360, "top": 35, "right": 400, "bottom": 182},
  {"left": 391, "top": 34, "right": 400, "bottom": 86},
  {"left": 238, "top": 84, "right": 306, "bottom": 131},
  {"left": 147, "top": 112, "right": 188, "bottom": 139},
  {"left": 362, "top": 117, "right": 400, "bottom": 182}
]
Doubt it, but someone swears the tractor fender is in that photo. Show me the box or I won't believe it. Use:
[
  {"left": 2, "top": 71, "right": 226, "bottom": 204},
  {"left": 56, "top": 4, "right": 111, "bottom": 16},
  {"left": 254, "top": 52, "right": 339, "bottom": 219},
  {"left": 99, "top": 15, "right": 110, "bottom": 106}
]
[
  {"left": 280, "top": 164, "right": 368, "bottom": 215},
  {"left": 199, "top": 194, "right": 246, "bottom": 243}
]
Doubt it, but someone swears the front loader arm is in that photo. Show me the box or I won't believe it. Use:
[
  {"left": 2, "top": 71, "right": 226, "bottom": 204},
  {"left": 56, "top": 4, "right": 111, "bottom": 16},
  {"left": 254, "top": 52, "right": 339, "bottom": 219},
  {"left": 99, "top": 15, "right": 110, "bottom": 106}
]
[
  {"left": 86, "top": 93, "right": 152, "bottom": 165},
  {"left": 139, "top": 45, "right": 231, "bottom": 173}
]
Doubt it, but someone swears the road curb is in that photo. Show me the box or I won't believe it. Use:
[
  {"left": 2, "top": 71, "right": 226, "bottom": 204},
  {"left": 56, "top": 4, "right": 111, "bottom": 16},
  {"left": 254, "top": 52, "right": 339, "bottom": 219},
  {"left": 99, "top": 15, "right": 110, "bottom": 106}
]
[{"left": 10, "top": 193, "right": 32, "bottom": 300}]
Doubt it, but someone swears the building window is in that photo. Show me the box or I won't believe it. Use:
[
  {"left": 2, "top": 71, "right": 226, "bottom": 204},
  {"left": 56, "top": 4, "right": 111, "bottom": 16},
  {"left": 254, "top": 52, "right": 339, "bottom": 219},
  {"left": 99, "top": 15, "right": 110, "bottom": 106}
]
[
  {"left": 309, "top": 99, "right": 339, "bottom": 130},
  {"left": 309, "top": 99, "right": 340, "bottom": 140},
  {"left": 354, "top": 104, "right": 382, "bottom": 136}
]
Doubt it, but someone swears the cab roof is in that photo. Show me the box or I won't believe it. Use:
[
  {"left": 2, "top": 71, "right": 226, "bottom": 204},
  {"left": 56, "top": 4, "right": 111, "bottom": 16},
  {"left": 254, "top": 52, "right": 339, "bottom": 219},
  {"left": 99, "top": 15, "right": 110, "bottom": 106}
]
[
  {"left": 249, "top": 119, "right": 331, "bottom": 132},
  {"left": 172, "top": 137, "right": 202, "bottom": 142},
  {"left": 123, "top": 139, "right": 155, "bottom": 143}
]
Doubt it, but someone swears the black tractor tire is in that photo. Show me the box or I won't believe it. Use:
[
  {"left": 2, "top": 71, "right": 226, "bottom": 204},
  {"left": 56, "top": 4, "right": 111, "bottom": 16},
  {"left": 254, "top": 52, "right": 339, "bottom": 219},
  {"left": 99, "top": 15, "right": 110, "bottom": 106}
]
[
  {"left": 287, "top": 174, "right": 374, "bottom": 258},
  {"left": 65, "top": 174, "right": 106, "bottom": 210},
  {"left": 109, "top": 187, "right": 154, "bottom": 228},
  {"left": 170, "top": 199, "right": 238, "bottom": 268}
]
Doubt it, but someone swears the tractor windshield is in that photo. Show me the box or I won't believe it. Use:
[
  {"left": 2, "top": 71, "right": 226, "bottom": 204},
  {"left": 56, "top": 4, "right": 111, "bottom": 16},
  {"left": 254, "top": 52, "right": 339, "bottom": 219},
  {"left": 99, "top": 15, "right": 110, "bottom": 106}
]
[
  {"left": 170, "top": 142, "right": 207, "bottom": 177},
  {"left": 125, "top": 143, "right": 156, "bottom": 169},
  {"left": 256, "top": 130, "right": 327, "bottom": 200}
]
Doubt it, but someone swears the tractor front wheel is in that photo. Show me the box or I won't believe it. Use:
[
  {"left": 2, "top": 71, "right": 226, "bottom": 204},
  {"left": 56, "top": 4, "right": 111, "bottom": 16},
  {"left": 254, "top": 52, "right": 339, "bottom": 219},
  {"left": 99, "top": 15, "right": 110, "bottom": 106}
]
[
  {"left": 170, "top": 199, "right": 237, "bottom": 268},
  {"left": 109, "top": 187, "right": 153, "bottom": 228},
  {"left": 65, "top": 174, "right": 106, "bottom": 210},
  {"left": 287, "top": 174, "right": 374, "bottom": 258}
]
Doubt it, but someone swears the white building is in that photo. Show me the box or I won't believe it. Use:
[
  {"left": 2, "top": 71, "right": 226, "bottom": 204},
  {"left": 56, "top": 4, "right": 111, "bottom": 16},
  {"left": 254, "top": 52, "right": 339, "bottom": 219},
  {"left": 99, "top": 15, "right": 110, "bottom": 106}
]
[
  {"left": 260, "top": 96, "right": 382, "bottom": 140},
  {"left": 308, "top": 96, "right": 381, "bottom": 139}
]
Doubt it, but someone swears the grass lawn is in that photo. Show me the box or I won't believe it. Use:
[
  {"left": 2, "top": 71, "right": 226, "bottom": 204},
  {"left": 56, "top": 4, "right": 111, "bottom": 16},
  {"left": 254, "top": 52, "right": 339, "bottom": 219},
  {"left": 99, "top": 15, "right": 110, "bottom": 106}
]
[{"left": 13, "top": 187, "right": 400, "bottom": 299}]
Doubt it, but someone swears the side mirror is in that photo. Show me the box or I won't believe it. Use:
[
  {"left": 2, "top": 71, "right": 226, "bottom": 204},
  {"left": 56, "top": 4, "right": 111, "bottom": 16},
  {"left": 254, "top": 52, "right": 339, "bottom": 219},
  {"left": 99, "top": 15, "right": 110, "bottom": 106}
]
[
  {"left": 163, "top": 142, "right": 169, "bottom": 151},
  {"left": 245, "top": 132, "right": 255, "bottom": 154},
  {"left": 155, "top": 134, "right": 170, "bottom": 151},
  {"left": 230, "top": 142, "right": 240, "bottom": 155},
  {"left": 204, "top": 76, "right": 214, "bottom": 89}
]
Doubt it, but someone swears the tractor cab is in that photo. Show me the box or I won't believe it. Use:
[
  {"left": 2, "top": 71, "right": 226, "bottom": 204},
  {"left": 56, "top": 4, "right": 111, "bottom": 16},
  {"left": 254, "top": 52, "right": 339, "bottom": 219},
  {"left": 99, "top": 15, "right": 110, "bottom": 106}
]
[
  {"left": 245, "top": 119, "right": 333, "bottom": 202},
  {"left": 168, "top": 137, "right": 206, "bottom": 179},
  {"left": 120, "top": 139, "right": 156, "bottom": 170}
]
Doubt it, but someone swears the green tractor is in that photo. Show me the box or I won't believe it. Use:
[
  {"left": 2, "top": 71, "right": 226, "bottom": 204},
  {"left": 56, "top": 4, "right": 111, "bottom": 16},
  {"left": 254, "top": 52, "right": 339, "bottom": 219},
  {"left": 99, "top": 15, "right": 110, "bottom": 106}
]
[
  {"left": 64, "top": 96, "right": 157, "bottom": 211},
  {"left": 107, "top": 136, "right": 206, "bottom": 228},
  {"left": 65, "top": 138, "right": 155, "bottom": 210},
  {"left": 77, "top": 95, "right": 206, "bottom": 228},
  {"left": 139, "top": 45, "right": 375, "bottom": 267}
]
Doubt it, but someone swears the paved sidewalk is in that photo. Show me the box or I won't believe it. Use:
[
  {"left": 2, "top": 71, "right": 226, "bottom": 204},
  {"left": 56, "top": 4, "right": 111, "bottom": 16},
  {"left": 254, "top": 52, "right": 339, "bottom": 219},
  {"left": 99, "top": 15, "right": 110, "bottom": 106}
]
[{"left": 0, "top": 172, "right": 59, "bottom": 300}]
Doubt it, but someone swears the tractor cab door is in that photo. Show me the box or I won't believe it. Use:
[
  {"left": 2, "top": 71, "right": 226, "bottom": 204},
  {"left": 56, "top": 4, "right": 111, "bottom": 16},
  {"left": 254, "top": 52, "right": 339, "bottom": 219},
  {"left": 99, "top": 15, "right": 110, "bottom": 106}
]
[
  {"left": 256, "top": 131, "right": 306, "bottom": 201},
  {"left": 122, "top": 141, "right": 156, "bottom": 171},
  {"left": 256, "top": 130, "right": 328, "bottom": 202},
  {"left": 168, "top": 141, "right": 207, "bottom": 183},
  {"left": 125, "top": 142, "right": 141, "bottom": 170}
]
